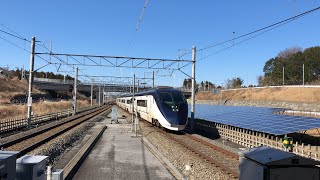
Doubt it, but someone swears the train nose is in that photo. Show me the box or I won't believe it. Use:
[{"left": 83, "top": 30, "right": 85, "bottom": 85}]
[{"left": 174, "top": 105, "right": 188, "bottom": 125}]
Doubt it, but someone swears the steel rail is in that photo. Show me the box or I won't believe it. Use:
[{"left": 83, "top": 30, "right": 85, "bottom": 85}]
[
  {"left": 0, "top": 105, "right": 99, "bottom": 135},
  {"left": 162, "top": 132, "right": 239, "bottom": 178},
  {"left": 1, "top": 106, "right": 111, "bottom": 157},
  {"left": 0, "top": 107, "right": 100, "bottom": 148},
  {"left": 184, "top": 133, "right": 239, "bottom": 160},
  {"left": 15, "top": 106, "right": 110, "bottom": 157}
]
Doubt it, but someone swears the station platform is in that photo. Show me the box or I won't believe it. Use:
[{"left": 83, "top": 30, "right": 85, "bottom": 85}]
[{"left": 72, "top": 106, "right": 176, "bottom": 180}]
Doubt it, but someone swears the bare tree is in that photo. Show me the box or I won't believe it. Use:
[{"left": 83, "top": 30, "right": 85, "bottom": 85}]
[{"left": 277, "top": 46, "right": 303, "bottom": 59}]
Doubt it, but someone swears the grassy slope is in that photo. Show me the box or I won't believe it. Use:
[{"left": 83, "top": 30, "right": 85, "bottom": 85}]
[
  {"left": 0, "top": 76, "right": 90, "bottom": 120},
  {"left": 196, "top": 87, "right": 320, "bottom": 103}
]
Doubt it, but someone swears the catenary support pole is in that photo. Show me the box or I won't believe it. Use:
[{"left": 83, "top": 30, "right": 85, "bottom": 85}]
[
  {"left": 98, "top": 85, "right": 101, "bottom": 106},
  {"left": 144, "top": 73, "right": 146, "bottom": 89},
  {"left": 90, "top": 82, "right": 93, "bottom": 106},
  {"left": 283, "top": 66, "right": 285, "bottom": 86},
  {"left": 191, "top": 46, "right": 196, "bottom": 131},
  {"left": 152, "top": 71, "right": 155, "bottom": 88},
  {"left": 73, "top": 67, "right": 78, "bottom": 115},
  {"left": 137, "top": 80, "right": 139, "bottom": 92},
  {"left": 27, "top": 37, "right": 35, "bottom": 128},
  {"left": 21, "top": 65, "right": 24, "bottom": 79},
  {"left": 132, "top": 74, "right": 135, "bottom": 131},
  {"left": 102, "top": 86, "right": 105, "bottom": 104},
  {"left": 303, "top": 64, "right": 305, "bottom": 86}
]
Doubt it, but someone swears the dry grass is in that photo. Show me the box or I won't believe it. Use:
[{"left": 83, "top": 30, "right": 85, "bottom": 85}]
[
  {"left": 0, "top": 100, "right": 91, "bottom": 120},
  {"left": 196, "top": 87, "right": 320, "bottom": 103},
  {"left": 0, "top": 77, "right": 43, "bottom": 93},
  {"left": 0, "top": 77, "right": 44, "bottom": 104}
]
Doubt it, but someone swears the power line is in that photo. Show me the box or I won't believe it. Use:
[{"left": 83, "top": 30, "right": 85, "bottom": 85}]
[
  {"left": 0, "top": 34, "right": 52, "bottom": 65},
  {"left": 198, "top": 15, "right": 298, "bottom": 61},
  {"left": 0, "top": 29, "right": 29, "bottom": 42},
  {"left": 0, "top": 35, "right": 29, "bottom": 53},
  {"left": 0, "top": 24, "right": 29, "bottom": 42},
  {"left": 135, "top": 0, "right": 149, "bottom": 32},
  {"left": 127, "top": 0, "right": 150, "bottom": 49},
  {"left": 199, "top": 6, "right": 320, "bottom": 52}
]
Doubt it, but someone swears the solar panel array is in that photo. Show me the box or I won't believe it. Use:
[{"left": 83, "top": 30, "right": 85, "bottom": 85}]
[{"left": 189, "top": 104, "right": 320, "bottom": 135}]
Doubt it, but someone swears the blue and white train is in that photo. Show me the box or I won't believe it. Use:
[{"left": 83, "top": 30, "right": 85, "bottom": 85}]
[{"left": 116, "top": 87, "right": 188, "bottom": 131}]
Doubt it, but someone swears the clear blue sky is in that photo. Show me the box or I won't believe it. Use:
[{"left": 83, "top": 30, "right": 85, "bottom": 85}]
[{"left": 0, "top": 0, "right": 320, "bottom": 87}]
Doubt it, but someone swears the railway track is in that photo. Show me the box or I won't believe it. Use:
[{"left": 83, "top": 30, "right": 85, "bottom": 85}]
[
  {"left": 168, "top": 132, "right": 239, "bottom": 178},
  {"left": 0, "top": 105, "right": 100, "bottom": 138},
  {"left": 146, "top": 123, "right": 239, "bottom": 178},
  {"left": 0, "top": 105, "right": 111, "bottom": 158}
]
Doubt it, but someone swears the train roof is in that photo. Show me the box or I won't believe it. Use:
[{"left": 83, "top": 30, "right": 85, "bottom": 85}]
[{"left": 117, "top": 87, "right": 182, "bottom": 98}]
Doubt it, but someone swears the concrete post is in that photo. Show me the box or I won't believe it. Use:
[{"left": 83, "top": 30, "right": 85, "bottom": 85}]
[
  {"left": 132, "top": 74, "right": 135, "bottom": 131},
  {"left": 191, "top": 46, "right": 196, "bottom": 131},
  {"left": 303, "top": 63, "right": 305, "bottom": 86},
  {"left": 21, "top": 65, "right": 25, "bottom": 79},
  {"left": 102, "top": 86, "right": 105, "bottom": 104},
  {"left": 137, "top": 80, "right": 139, "bottom": 92},
  {"left": 27, "top": 37, "right": 35, "bottom": 128},
  {"left": 152, "top": 71, "right": 155, "bottom": 88},
  {"left": 283, "top": 66, "right": 285, "bottom": 86},
  {"left": 98, "top": 85, "right": 101, "bottom": 106},
  {"left": 73, "top": 67, "right": 78, "bottom": 115},
  {"left": 90, "top": 82, "right": 93, "bottom": 107}
]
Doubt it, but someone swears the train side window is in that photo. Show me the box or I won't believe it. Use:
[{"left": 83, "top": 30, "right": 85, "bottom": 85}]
[{"left": 137, "top": 100, "right": 147, "bottom": 107}]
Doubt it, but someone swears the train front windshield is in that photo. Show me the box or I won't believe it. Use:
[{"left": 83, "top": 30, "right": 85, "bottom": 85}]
[{"left": 159, "top": 92, "right": 186, "bottom": 108}]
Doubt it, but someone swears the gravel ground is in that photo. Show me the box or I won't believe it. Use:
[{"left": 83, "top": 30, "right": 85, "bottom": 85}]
[
  {"left": 189, "top": 133, "right": 242, "bottom": 156},
  {"left": 31, "top": 121, "right": 94, "bottom": 165},
  {"left": 170, "top": 134, "right": 239, "bottom": 175},
  {"left": 139, "top": 122, "right": 237, "bottom": 179}
]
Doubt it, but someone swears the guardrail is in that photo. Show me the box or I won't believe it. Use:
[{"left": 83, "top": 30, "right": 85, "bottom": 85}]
[
  {"left": 34, "top": 77, "right": 75, "bottom": 84},
  {"left": 0, "top": 105, "right": 99, "bottom": 134}
]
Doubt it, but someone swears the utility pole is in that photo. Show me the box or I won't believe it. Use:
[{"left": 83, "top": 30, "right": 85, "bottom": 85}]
[
  {"left": 144, "top": 73, "right": 146, "bottom": 89},
  {"left": 21, "top": 65, "right": 24, "bottom": 79},
  {"left": 283, "top": 66, "right": 285, "bottom": 86},
  {"left": 98, "top": 85, "right": 101, "bottom": 106},
  {"left": 137, "top": 80, "right": 139, "bottom": 92},
  {"left": 303, "top": 64, "right": 305, "bottom": 86},
  {"left": 90, "top": 82, "right": 93, "bottom": 107},
  {"left": 152, "top": 71, "right": 155, "bottom": 88},
  {"left": 191, "top": 46, "right": 196, "bottom": 131},
  {"left": 73, "top": 67, "right": 78, "bottom": 115},
  {"left": 27, "top": 37, "right": 35, "bottom": 128},
  {"left": 132, "top": 74, "right": 135, "bottom": 131},
  {"left": 102, "top": 86, "right": 105, "bottom": 104}
]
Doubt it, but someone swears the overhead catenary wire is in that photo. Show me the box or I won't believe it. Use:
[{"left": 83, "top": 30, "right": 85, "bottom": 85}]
[
  {"left": 0, "top": 25, "right": 140, "bottom": 86},
  {"left": 127, "top": 0, "right": 150, "bottom": 50},
  {"left": 0, "top": 24, "right": 29, "bottom": 42},
  {"left": 177, "top": 5, "right": 320, "bottom": 61},
  {"left": 198, "top": 15, "right": 299, "bottom": 61},
  {"left": 199, "top": 6, "right": 320, "bottom": 52},
  {"left": 0, "top": 29, "right": 29, "bottom": 42},
  {"left": 0, "top": 34, "right": 53, "bottom": 67}
]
